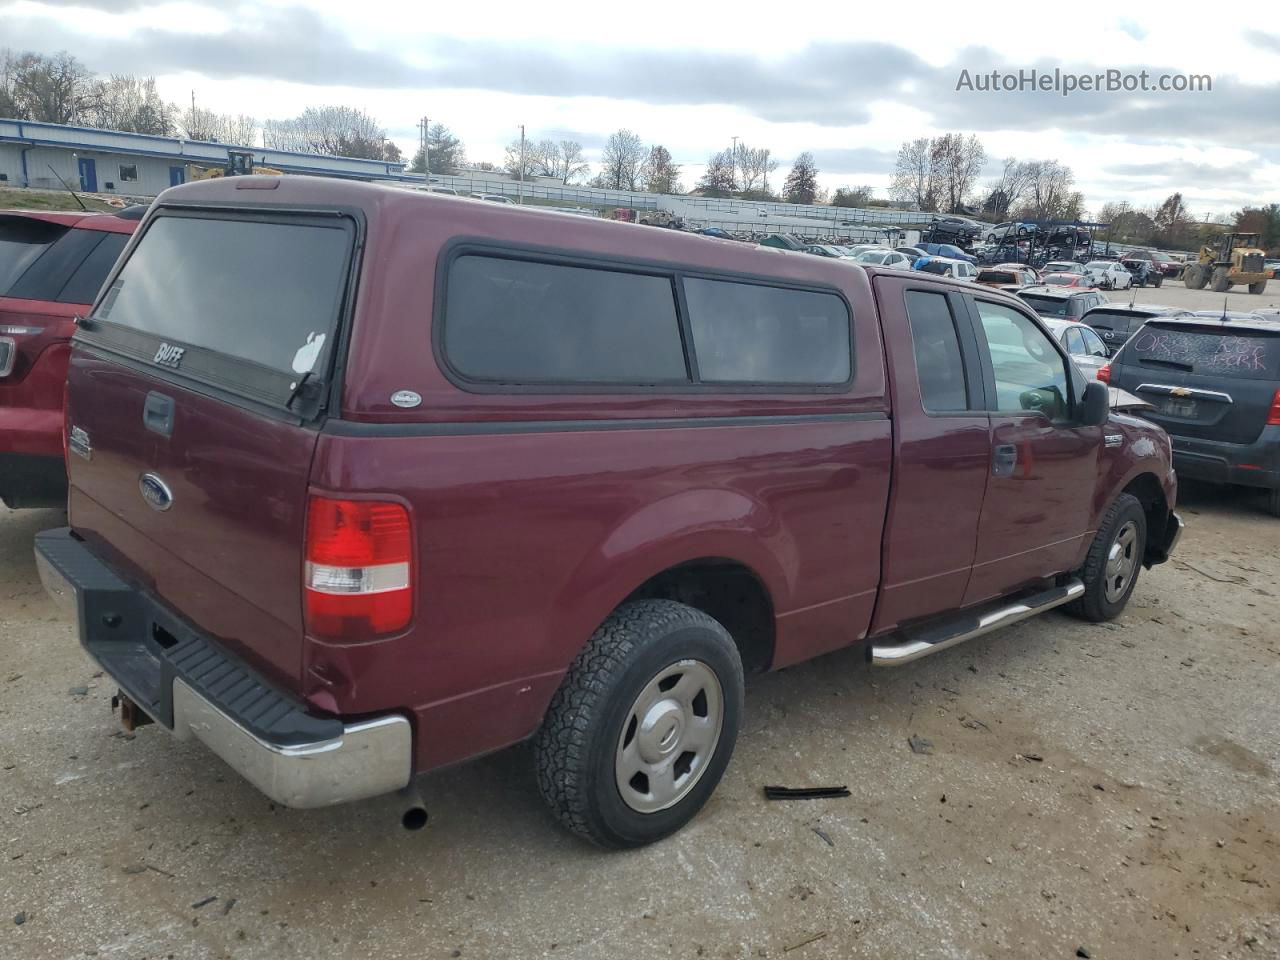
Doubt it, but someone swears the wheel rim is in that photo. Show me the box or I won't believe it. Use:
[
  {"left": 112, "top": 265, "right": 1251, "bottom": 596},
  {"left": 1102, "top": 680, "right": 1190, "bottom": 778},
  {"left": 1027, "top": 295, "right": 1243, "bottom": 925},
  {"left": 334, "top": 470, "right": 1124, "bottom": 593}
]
[
  {"left": 1104, "top": 520, "right": 1140, "bottom": 603},
  {"left": 614, "top": 659, "right": 724, "bottom": 814}
]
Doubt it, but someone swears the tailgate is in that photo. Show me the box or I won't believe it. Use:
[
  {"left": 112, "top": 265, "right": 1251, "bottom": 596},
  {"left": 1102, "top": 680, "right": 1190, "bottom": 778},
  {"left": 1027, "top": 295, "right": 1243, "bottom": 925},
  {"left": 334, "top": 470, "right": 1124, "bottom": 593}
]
[
  {"left": 1113, "top": 322, "right": 1280, "bottom": 445},
  {"left": 65, "top": 208, "right": 359, "bottom": 691}
]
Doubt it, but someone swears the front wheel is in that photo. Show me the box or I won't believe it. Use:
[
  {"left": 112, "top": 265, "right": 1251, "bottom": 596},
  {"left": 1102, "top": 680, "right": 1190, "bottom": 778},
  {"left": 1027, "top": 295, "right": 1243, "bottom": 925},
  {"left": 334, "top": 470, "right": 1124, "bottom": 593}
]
[
  {"left": 1068, "top": 493, "right": 1147, "bottom": 622},
  {"left": 534, "top": 600, "right": 744, "bottom": 848},
  {"left": 1249, "top": 279, "right": 1267, "bottom": 295}
]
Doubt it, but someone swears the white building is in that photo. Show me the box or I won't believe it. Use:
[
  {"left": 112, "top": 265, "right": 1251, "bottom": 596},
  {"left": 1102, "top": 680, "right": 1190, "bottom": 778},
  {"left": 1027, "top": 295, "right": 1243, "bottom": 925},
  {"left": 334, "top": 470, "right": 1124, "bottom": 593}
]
[{"left": 0, "top": 119, "right": 406, "bottom": 198}]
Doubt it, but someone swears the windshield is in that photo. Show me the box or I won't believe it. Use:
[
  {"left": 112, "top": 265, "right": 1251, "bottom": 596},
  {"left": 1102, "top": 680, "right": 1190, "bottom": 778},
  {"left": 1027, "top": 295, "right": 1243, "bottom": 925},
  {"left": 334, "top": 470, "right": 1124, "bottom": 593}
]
[
  {"left": 916, "top": 260, "right": 952, "bottom": 275},
  {"left": 980, "top": 271, "right": 1018, "bottom": 284},
  {"left": 1085, "top": 262, "right": 1111, "bottom": 270},
  {"left": 96, "top": 214, "right": 355, "bottom": 383},
  {"left": 856, "top": 251, "right": 889, "bottom": 264},
  {"left": 1042, "top": 275, "right": 1075, "bottom": 286},
  {"left": 1128, "top": 325, "right": 1280, "bottom": 380},
  {"left": 1020, "top": 294, "right": 1072, "bottom": 317}
]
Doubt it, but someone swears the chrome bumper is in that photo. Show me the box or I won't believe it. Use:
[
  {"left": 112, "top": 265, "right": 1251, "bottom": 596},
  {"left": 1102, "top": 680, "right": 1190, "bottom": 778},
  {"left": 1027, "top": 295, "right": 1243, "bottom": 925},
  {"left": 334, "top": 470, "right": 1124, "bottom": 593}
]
[{"left": 36, "top": 532, "right": 412, "bottom": 809}]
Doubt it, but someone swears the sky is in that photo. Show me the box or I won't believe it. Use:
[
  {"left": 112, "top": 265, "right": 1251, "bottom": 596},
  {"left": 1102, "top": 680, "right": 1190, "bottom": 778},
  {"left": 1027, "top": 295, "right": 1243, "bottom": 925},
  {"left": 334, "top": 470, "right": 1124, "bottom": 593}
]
[{"left": 5, "top": 0, "right": 1280, "bottom": 219}]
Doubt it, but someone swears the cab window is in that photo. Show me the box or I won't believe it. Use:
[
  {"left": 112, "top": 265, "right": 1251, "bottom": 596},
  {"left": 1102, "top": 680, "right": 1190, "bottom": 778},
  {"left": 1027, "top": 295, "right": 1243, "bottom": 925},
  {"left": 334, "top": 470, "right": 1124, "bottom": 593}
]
[{"left": 973, "top": 301, "right": 1072, "bottom": 422}]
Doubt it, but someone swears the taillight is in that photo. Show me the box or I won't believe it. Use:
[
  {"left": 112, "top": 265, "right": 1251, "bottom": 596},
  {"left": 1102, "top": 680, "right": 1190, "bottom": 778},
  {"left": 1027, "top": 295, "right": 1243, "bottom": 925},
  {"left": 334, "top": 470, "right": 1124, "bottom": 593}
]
[
  {"left": 1267, "top": 388, "right": 1280, "bottom": 426},
  {"left": 305, "top": 496, "right": 413, "bottom": 641},
  {"left": 1097, "top": 365, "right": 1111, "bottom": 384}
]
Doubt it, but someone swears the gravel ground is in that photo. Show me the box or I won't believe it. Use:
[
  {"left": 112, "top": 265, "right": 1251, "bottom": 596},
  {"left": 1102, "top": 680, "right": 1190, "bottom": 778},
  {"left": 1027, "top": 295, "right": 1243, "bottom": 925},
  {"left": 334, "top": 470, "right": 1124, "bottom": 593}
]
[
  {"left": 2, "top": 279, "right": 1278, "bottom": 960},
  {"left": 2, "top": 480, "right": 1277, "bottom": 960}
]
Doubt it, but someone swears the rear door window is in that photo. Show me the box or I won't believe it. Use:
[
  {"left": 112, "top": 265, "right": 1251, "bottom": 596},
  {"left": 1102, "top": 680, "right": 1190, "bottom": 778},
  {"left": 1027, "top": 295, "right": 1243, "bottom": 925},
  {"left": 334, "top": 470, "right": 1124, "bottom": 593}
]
[
  {"left": 1127, "top": 325, "right": 1280, "bottom": 381},
  {"left": 56, "top": 232, "right": 129, "bottom": 304},
  {"left": 92, "top": 213, "right": 356, "bottom": 404},
  {"left": 0, "top": 216, "right": 72, "bottom": 296},
  {"left": 443, "top": 255, "right": 687, "bottom": 383},
  {"left": 684, "top": 277, "right": 851, "bottom": 384},
  {"left": 904, "top": 290, "right": 969, "bottom": 412}
]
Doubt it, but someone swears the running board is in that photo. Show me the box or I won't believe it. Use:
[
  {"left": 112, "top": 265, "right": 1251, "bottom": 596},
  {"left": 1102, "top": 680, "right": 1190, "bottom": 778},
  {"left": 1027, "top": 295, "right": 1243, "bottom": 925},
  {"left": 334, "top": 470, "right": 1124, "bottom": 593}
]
[{"left": 870, "top": 579, "right": 1085, "bottom": 667}]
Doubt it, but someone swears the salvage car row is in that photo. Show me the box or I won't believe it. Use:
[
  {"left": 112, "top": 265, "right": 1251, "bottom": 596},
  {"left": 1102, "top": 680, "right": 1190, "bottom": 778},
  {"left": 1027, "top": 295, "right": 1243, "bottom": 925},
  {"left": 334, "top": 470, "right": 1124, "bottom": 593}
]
[{"left": 0, "top": 179, "right": 1271, "bottom": 853}]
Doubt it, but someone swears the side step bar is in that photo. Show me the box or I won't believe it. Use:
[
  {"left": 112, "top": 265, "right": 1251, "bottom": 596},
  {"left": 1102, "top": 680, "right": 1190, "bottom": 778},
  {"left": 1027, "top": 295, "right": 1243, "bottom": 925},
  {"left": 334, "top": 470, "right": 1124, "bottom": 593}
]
[{"left": 871, "top": 579, "right": 1085, "bottom": 667}]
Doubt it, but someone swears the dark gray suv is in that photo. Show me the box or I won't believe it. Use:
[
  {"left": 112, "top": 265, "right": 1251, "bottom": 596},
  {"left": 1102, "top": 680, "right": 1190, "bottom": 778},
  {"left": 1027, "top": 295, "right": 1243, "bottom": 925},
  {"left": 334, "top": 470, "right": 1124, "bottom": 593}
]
[
  {"left": 1082, "top": 303, "right": 1193, "bottom": 355},
  {"left": 1104, "top": 316, "right": 1280, "bottom": 515}
]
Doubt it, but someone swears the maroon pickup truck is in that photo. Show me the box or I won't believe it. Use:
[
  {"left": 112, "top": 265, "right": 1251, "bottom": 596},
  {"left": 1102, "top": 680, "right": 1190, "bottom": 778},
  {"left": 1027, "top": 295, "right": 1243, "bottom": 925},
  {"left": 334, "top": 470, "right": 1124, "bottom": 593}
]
[{"left": 36, "top": 177, "right": 1182, "bottom": 848}]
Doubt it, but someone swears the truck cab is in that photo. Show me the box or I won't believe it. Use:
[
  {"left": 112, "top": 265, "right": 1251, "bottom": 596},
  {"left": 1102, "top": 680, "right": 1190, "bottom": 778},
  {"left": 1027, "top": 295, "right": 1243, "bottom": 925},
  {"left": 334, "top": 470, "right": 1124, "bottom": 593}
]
[{"left": 37, "top": 177, "right": 1181, "bottom": 848}]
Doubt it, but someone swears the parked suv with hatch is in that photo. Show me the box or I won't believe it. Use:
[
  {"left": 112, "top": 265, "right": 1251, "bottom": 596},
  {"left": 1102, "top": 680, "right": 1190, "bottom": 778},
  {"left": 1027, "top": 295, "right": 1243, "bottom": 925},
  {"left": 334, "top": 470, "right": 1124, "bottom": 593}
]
[
  {"left": 36, "top": 177, "right": 1182, "bottom": 848},
  {"left": 1018, "top": 288, "right": 1108, "bottom": 321},
  {"left": 1082, "top": 303, "right": 1193, "bottom": 355},
  {"left": 1102, "top": 315, "right": 1280, "bottom": 515},
  {"left": 1, "top": 208, "right": 140, "bottom": 508}
]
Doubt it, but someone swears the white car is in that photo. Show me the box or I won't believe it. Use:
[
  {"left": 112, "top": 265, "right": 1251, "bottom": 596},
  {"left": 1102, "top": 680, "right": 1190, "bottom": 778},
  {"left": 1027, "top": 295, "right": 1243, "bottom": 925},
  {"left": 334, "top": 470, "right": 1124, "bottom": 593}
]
[
  {"left": 1084, "top": 260, "right": 1133, "bottom": 290},
  {"left": 1041, "top": 318, "right": 1111, "bottom": 380},
  {"left": 1043, "top": 260, "right": 1086, "bottom": 276},
  {"left": 912, "top": 256, "right": 977, "bottom": 280},
  {"left": 853, "top": 248, "right": 915, "bottom": 270}
]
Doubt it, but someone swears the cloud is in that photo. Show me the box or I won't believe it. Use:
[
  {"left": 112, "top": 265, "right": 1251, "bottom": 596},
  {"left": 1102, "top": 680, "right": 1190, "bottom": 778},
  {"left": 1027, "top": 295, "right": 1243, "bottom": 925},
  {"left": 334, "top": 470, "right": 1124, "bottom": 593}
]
[
  {"left": 809, "top": 147, "right": 897, "bottom": 175},
  {"left": 1245, "top": 29, "right": 1280, "bottom": 54},
  {"left": 1119, "top": 19, "right": 1147, "bottom": 41}
]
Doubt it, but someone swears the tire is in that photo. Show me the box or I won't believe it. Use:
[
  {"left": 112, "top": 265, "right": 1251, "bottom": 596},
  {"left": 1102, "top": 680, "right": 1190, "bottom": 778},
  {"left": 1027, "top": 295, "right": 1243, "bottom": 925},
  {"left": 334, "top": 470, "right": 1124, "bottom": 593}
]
[
  {"left": 1183, "top": 264, "right": 1207, "bottom": 289},
  {"left": 1210, "top": 267, "right": 1232, "bottom": 292},
  {"left": 534, "top": 599, "right": 744, "bottom": 848},
  {"left": 1068, "top": 493, "right": 1147, "bottom": 622},
  {"left": 1154, "top": 275, "right": 1163, "bottom": 288},
  {"left": 1267, "top": 487, "right": 1280, "bottom": 518},
  {"left": 1249, "top": 279, "right": 1267, "bottom": 295}
]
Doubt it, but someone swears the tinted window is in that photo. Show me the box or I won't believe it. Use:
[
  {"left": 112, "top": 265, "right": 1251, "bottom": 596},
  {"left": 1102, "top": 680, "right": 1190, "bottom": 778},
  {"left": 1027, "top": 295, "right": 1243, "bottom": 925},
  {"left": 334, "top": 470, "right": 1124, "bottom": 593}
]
[
  {"left": 1127, "top": 326, "right": 1280, "bottom": 381},
  {"left": 0, "top": 217, "right": 70, "bottom": 296},
  {"left": 6, "top": 228, "right": 104, "bottom": 302},
  {"left": 1085, "top": 309, "right": 1146, "bottom": 333},
  {"left": 980, "top": 271, "right": 1018, "bottom": 285},
  {"left": 975, "top": 301, "right": 1071, "bottom": 421},
  {"left": 684, "top": 278, "right": 851, "bottom": 384},
  {"left": 97, "top": 215, "right": 353, "bottom": 376},
  {"left": 905, "top": 291, "right": 968, "bottom": 411},
  {"left": 1019, "top": 294, "right": 1072, "bottom": 318},
  {"left": 445, "top": 255, "right": 686, "bottom": 383},
  {"left": 57, "top": 232, "right": 128, "bottom": 304}
]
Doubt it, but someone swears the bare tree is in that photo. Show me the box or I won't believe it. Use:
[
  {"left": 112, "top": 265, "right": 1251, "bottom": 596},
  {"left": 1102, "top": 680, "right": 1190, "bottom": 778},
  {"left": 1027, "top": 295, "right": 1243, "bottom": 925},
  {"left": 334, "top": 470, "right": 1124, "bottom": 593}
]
[
  {"left": 502, "top": 136, "right": 538, "bottom": 180},
  {"left": 177, "top": 105, "right": 257, "bottom": 145},
  {"left": 889, "top": 137, "right": 939, "bottom": 211},
  {"left": 831, "top": 185, "right": 875, "bottom": 207},
  {"left": 599, "top": 128, "right": 646, "bottom": 190},
  {"left": 697, "top": 149, "right": 737, "bottom": 197},
  {"left": 7, "top": 50, "right": 96, "bottom": 124},
  {"left": 930, "top": 133, "right": 986, "bottom": 213},
  {"left": 641, "top": 144, "right": 682, "bottom": 194},
  {"left": 558, "top": 140, "right": 589, "bottom": 184},
  {"left": 1016, "top": 160, "right": 1077, "bottom": 221},
  {"left": 736, "top": 145, "right": 778, "bottom": 197},
  {"left": 263, "top": 106, "right": 384, "bottom": 158},
  {"left": 86, "top": 74, "right": 173, "bottom": 135},
  {"left": 782, "top": 152, "right": 820, "bottom": 205},
  {"left": 981, "top": 157, "right": 1034, "bottom": 221}
]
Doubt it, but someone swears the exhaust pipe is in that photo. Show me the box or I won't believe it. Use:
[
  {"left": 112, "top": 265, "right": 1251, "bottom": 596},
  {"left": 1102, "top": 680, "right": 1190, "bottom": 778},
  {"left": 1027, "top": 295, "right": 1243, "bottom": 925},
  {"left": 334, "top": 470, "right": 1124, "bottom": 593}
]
[{"left": 398, "top": 782, "right": 429, "bottom": 831}]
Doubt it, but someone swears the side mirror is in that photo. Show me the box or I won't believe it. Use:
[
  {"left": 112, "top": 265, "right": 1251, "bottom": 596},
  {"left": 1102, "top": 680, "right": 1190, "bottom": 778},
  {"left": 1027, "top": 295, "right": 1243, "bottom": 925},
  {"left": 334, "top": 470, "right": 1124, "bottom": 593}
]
[{"left": 1080, "top": 381, "right": 1109, "bottom": 427}]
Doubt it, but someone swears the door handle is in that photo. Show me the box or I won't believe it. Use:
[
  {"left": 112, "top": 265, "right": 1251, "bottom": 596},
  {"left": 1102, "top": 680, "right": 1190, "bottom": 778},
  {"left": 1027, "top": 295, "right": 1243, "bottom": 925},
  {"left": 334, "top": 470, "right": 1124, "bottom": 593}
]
[
  {"left": 992, "top": 443, "right": 1017, "bottom": 477},
  {"left": 143, "top": 391, "right": 175, "bottom": 438}
]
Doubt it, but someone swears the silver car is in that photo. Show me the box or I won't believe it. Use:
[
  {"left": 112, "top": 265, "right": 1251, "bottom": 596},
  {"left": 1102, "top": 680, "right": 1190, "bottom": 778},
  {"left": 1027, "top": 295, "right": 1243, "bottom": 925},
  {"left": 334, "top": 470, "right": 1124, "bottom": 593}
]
[{"left": 1042, "top": 318, "right": 1111, "bottom": 380}]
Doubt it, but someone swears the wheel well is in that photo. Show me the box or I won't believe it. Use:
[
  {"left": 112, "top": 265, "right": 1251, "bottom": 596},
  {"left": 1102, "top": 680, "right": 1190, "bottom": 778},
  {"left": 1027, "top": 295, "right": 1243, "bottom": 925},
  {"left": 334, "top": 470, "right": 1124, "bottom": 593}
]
[
  {"left": 624, "top": 559, "right": 776, "bottom": 674},
  {"left": 1122, "top": 473, "right": 1168, "bottom": 553}
]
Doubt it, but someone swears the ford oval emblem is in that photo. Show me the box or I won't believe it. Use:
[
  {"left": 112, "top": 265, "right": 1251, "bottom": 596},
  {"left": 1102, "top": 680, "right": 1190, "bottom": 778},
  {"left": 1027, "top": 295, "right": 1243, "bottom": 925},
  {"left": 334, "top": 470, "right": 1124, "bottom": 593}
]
[
  {"left": 139, "top": 473, "right": 173, "bottom": 512},
  {"left": 390, "top": 390, "right": 422, "bottom": 408}
]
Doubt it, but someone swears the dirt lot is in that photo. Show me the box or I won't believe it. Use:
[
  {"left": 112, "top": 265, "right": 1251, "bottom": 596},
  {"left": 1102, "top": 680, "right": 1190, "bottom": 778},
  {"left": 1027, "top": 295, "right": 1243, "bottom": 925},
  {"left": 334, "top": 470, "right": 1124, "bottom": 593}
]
[
  {"left": 1080, "top": 276, "right": 1280, "bottom": 315},
  {"left": 1, "top": 474, "right": 1277, "bottom": 960}
]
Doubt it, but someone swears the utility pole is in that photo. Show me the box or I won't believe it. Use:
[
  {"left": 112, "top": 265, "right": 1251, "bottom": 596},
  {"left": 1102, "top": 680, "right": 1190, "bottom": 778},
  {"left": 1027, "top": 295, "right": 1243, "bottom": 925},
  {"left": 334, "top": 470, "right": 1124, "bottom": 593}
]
[
  {"left": 417, "top": 116, "right": 429, "bottom": 179},
  {"left": 518, "top": 124, "right": 525, "bottom": 205},
  {"left": 730, "top": 135, "right": 739, "bottom": 192}
]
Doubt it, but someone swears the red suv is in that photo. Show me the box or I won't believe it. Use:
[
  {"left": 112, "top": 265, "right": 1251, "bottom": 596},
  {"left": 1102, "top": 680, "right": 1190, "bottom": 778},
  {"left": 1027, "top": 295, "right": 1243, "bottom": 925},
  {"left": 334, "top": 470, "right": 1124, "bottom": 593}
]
[
  {"left": 36, "top": 178, "right": 1182, "bottom": 847},
  {"left": 1, "top": 208, "right": 140, "bottom": 508}
]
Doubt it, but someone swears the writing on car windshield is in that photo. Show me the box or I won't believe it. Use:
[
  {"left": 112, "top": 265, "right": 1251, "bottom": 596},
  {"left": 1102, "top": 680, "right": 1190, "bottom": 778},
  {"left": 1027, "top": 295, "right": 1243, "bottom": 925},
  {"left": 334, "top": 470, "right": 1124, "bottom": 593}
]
[{"left": 1130, "top": 327, "right": 1280, "bottom": 380}]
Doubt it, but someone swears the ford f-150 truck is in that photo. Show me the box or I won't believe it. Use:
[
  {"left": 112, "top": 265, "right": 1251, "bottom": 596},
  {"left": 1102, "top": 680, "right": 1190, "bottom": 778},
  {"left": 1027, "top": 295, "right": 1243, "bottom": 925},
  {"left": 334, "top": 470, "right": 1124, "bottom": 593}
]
[{"left": 36, "top": 176, "right": 1183, "bottom": 848}]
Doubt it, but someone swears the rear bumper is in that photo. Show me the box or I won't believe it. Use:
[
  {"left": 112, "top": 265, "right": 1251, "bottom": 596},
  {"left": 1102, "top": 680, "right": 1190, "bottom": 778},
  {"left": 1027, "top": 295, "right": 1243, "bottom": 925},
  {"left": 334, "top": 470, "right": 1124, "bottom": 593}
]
[
  {"left": 0, "top": 452, "right": 65, "bottom": 508},
  {"left": 1170, "top": 427, "right": 1280, "bottom": 490},
  {"left": 34, "top": 527, "right": 412, "bottom": 809}
]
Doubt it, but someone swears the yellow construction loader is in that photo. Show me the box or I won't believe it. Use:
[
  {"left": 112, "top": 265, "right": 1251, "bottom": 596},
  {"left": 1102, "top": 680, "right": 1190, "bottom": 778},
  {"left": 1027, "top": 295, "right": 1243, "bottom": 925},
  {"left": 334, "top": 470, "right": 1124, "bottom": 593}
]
[
  {"left": 186, "top": 150, "right": 282, "bottom": 182},
  {"left": 1182, "top": 232, "right": 1271, "bottom": 294}
]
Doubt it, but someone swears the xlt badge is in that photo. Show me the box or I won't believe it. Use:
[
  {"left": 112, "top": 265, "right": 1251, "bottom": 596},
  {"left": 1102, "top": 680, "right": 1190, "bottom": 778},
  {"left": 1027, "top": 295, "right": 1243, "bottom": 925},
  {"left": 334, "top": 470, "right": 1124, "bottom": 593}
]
[{"left": 153, "top": 343, "right": 185, "bottom": 368}]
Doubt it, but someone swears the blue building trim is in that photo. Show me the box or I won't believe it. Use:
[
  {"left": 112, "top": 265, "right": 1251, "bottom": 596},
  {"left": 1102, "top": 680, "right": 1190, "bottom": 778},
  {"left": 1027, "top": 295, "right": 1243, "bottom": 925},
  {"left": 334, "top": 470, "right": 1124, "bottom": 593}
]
[{"left": 1, "top": 118, "right": 404, "bottom": 173}]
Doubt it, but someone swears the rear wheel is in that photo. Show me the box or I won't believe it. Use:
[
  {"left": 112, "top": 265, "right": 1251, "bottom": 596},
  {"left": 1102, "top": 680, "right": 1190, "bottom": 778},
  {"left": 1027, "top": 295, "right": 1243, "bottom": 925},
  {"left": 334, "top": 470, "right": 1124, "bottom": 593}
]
[
  {"left": 1248, "top": 279, "right": 1267, "bottom": 295},
  {"left": 1183, "top": 264, "right": 1207, "bottom": 289},
  {"left": 1068, "top": 493, "right": 1147, "bottom": 622},
  {"left": 1154, "top": 275, "right": 1163, "bottom": 287},
  {"left": 1210, "top": 267, "right": 1232, "bottom": 292},
  {"left": 534, "top": 599, "right": 744, "bottom": 848},
  {"left": 1267, "top": 487, "right": 1280, "bottom": 518}
]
